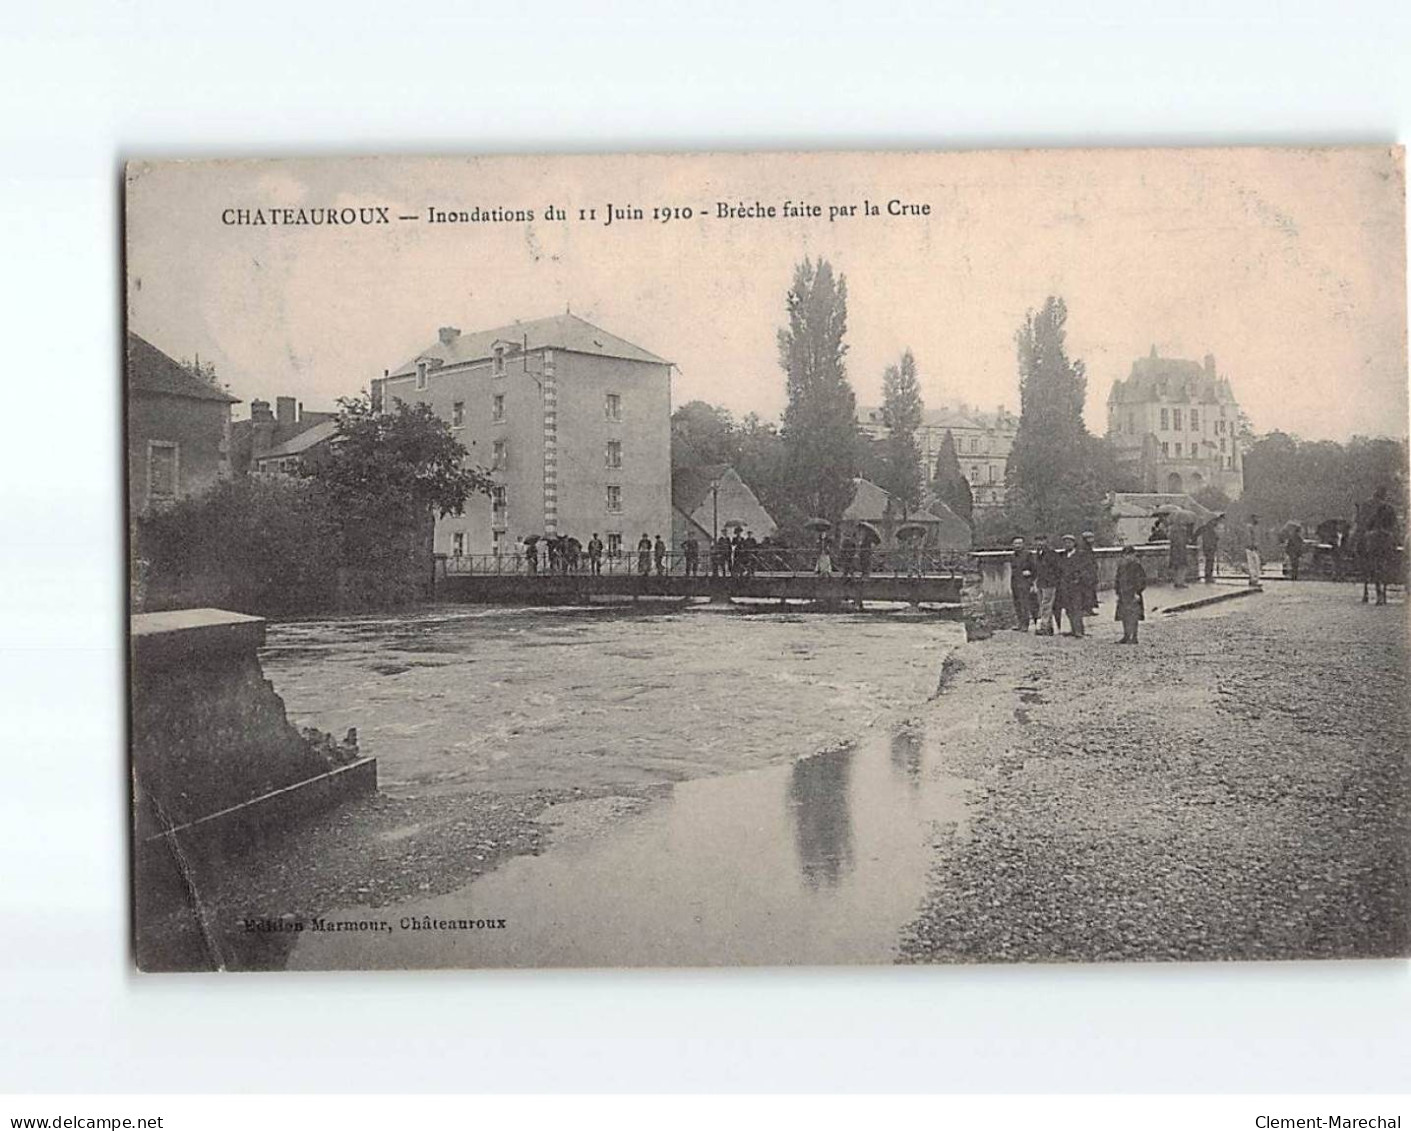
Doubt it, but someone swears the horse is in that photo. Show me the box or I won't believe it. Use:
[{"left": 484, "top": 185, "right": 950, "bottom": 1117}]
[
  {"left": 1352, "top": 501, "right": 1399, "bottom": 605},
  {"left": 1365, "top": 528, "right": 1396, "bottom": 605}
]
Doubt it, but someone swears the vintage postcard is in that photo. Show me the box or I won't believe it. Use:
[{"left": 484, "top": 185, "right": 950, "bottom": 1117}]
[{"left": 125, "top": 148, "right": 1409, "bottom": 971}]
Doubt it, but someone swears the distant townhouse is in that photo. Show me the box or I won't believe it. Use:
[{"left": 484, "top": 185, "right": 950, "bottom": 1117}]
[
  {"left": 126, "top": 333, "right": 238, "bottom": 516},
  {"left": 1106, "top": 347, "right": 1245, "bottom": 499},
  {"left": 231, "top": 396, "right": 339, "bottom": 476},
  {"left": 375, "top": 313, "right": 672, "bottom": 560},
  {"left": 859, "top": 403, "right": 1018, "bottom": 510}
]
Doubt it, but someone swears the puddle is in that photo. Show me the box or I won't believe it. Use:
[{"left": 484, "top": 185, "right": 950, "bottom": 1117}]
[{"left": 290, "top": 720, "right": 975, "bottom": 969}]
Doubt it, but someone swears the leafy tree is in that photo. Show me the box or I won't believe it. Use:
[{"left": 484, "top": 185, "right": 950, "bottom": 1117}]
[
  {"left": 733, "top": 413, "right": 791, "bottom": 528},
  {"left": 671, "top": 400, "right": 740, "bottom": 469},
  {"left": 1192, "top": 484, "right": 1233, "bottom": 512},
  {"left": 1002, "top": 297, "right": 1113, "bottom": 538},
  {"left": 181, "top": 355, "right": 224, "bottom": 390},
  {"left": 136, "top": 395, "right": 496, "bottom": 614},
  {"left": 878, "top": 348, "right": 924, "bottom": 506},
  {"left": 778, "top": 258, "right": 859, "bottom": 532},
  {"left": 1237, "top": 431, "right": 1408, "bottom": 529},
  {"left": 306, "top": 395, "right": 493, "bottom": 575},
  {"left": 135, "top": 476, "right": 340, "bottom": 615},
  {"left": 931, "top": 429, "right": 974, "bottom": 523}
]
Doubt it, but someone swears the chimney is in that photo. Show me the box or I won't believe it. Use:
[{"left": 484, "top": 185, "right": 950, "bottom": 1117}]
[
  {"left": 438, "top": 326, "right": 461, "bottom": 345},
  {"left": 250, "top": 399, "right": 274, "bottom": 456},
  {"left": 276, "top": 396, "right": 297, "bottom": 427},
  {"left": 1204, "top": 353, "right": 1216, "bottom": 376}
]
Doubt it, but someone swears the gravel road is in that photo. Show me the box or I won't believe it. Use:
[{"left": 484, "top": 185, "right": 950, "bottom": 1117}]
[{"left": 899, "top": 583, "right": 1410, "bottom": 964}]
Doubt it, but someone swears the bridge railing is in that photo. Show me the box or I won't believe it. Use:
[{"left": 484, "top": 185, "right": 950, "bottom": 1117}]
[{"left": 442, "top": 548, "right": 975, "bottom": 579}]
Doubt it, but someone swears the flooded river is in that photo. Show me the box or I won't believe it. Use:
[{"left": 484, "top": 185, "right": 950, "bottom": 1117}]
[{"left": 258, "top": 604, "right": 973, "bottom": 968}]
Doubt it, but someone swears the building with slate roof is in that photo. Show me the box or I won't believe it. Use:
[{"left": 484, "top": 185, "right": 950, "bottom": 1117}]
[
  {"left": 375, "top": 313, "right": 672, "bottom": 561},
  {"left": 1106, "top": 346, "right": 1245, "bottom": 499},
  {"left": 126, "top": 333, "right": 239, "bottom": 516},
  {"left": 842, "top": 478, "right": 972, "bottom": 552},
  {"left": 231, "top": 396, "right": 339, "bottom": 476}
]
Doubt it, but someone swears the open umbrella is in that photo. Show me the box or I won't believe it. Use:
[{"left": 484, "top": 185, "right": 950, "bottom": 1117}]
[
  {"left": 853, "top": 520, "right": 882, "bottom": 545},
  {"left": 895, "top": 522, "right": 928, "bottom": 542},
  {"left": 804, "top": 517, "right": 832, "bottom": 533},
  {"left": 1152, "top": 504, "right": 1200, "bottom": 529},
  {"left": 521, "top": 534, "right": 540, "bottom": 545}
]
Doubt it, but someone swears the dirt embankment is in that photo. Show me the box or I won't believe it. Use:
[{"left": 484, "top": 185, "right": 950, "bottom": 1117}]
[{"left": 900, "top": 586, "right": 1411, "bottom": 964}]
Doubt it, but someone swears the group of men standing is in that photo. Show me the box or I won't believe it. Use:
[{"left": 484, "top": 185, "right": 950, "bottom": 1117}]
[
  {"left": 1008, "top": 532, "right": 1101, "bottom": 638},
  {"left": 705, "top": 529, "right": 761, "bottom": 578}
]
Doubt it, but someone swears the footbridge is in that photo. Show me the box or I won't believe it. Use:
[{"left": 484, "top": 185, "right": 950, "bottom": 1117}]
[{"left": 434, "top": 552, "right": 965, "bottom": 609}]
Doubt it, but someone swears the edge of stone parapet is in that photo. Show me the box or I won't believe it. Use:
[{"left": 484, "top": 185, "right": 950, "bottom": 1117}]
[{"left": 1156, "top": 587, "right": 1261, "bottom": 615}]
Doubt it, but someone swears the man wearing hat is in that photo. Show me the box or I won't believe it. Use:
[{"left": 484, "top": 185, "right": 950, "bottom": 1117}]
[
  {"left": 1058, "top": 534, "right": 1087, "bottom": 638},
  {"left": 1033, "top": 534, "right": 1063, "bottom": 636},
  {"left": 1197, "top": 514, "right": 1223, "bottom": 584}
]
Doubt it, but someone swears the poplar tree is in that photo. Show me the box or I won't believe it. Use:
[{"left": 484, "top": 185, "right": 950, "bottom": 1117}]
[
  {"left": 879, "top": 348, "right": 924, "bottom": 507},
  {"left": 1004, "top": 296, "right": 1112, "bottom": 537},
  {"left": 931, "top": 428, "right": 974, "bottom": 523},
  {"left": 778, "top": 258, "right": 859, "bottom": 530}
]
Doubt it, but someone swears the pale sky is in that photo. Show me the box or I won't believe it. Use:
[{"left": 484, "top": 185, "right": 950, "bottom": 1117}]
[{"left": 126, "top": 148, "right": 1408, "bottom": 440}]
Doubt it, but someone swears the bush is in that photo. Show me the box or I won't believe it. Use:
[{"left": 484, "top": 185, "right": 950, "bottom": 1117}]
[{"left": 135, "top": 476, "right": 340, "bottom": 616}]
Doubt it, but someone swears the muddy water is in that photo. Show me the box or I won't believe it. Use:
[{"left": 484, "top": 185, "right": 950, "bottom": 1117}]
[
  {"left": 261, "top": 605, "right": 961, "bottom": 794},
  {"left": 289, "top": 719, "right": 975, "bottom": 969}
]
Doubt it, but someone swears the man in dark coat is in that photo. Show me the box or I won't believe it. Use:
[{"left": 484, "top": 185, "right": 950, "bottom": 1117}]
[
  {"left": 1196, "top": 516, "right": 1221, "bottom": 583},
  {"left": 682, "top": 533, "right": 699, "bottom": 577},
  {"left": 1033, "top": 534, "right": 1063, "bottom": 636},
  {"left": 587, "top": 532, "right": 604, "bottom": 575},
  {"left": 1008, "top": 536, "right": 1036, "bottom": 631},
  {"left": 654, "top": 534, "right": 668, "bottom": 576},
  {"left": 742, "top": 530, "right": 759, "bottom": 577},
  {"left": 1114, "top": 544, "right": 1147, "bottom": 644},
  {"left": 1283, "top": 524, "right": 1305, "bottom": 580},
  {"left": 636, "top": 533, "right": 652, "bottom": 576},
  {"left": 712, "top": 534, "right": 730, "bottom": 578},
  {"left": 1167, "top": 515, "right": 1192, "bottom": 588}
]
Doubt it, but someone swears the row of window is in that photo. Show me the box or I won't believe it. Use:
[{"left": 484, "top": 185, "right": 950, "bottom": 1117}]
[
  {"left": 1159, "top": 440, "right": 1236, "bottom": 468},
  {"left": 1159, "top": 438, "right": 1230, "bottom": 457},
  {"left": 433, "top": 386, "right": 625, "bottom": 428},
  {"left": 417, "top": 347, "right": 513, "bottom": 391},
  {"left": 1153, "top": 407, "right": 1232, "bottom": 433},
  {"left": 484, "top": 440, "right": 624, "bottom": 471},
  {"left": 451, "top": 395, "right": 505, "bottom": 428}
]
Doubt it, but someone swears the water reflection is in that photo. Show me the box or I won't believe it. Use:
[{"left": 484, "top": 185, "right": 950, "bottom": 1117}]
[
  {"left": 889, "top": 727, "right": 924, "bottom": 785},
  {"left": 290, "top": 713, "right": 978, "bottom": 969},
  {"left": 787, "top": 745, "right": 856, "bottom": 888}
]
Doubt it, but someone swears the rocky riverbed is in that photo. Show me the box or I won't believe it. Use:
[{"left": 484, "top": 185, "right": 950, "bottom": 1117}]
[{"left": 899, "top": 583, "right": 1411, "bottom": 964}]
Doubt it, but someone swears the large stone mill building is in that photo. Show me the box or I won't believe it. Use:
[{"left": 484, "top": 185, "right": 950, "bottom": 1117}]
[
  {"left": 1106, "top": 347, "right": 1246, "bottom": 499},
  {"left": 374, "top": 313, "right": 673, "bottom": 560}
]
